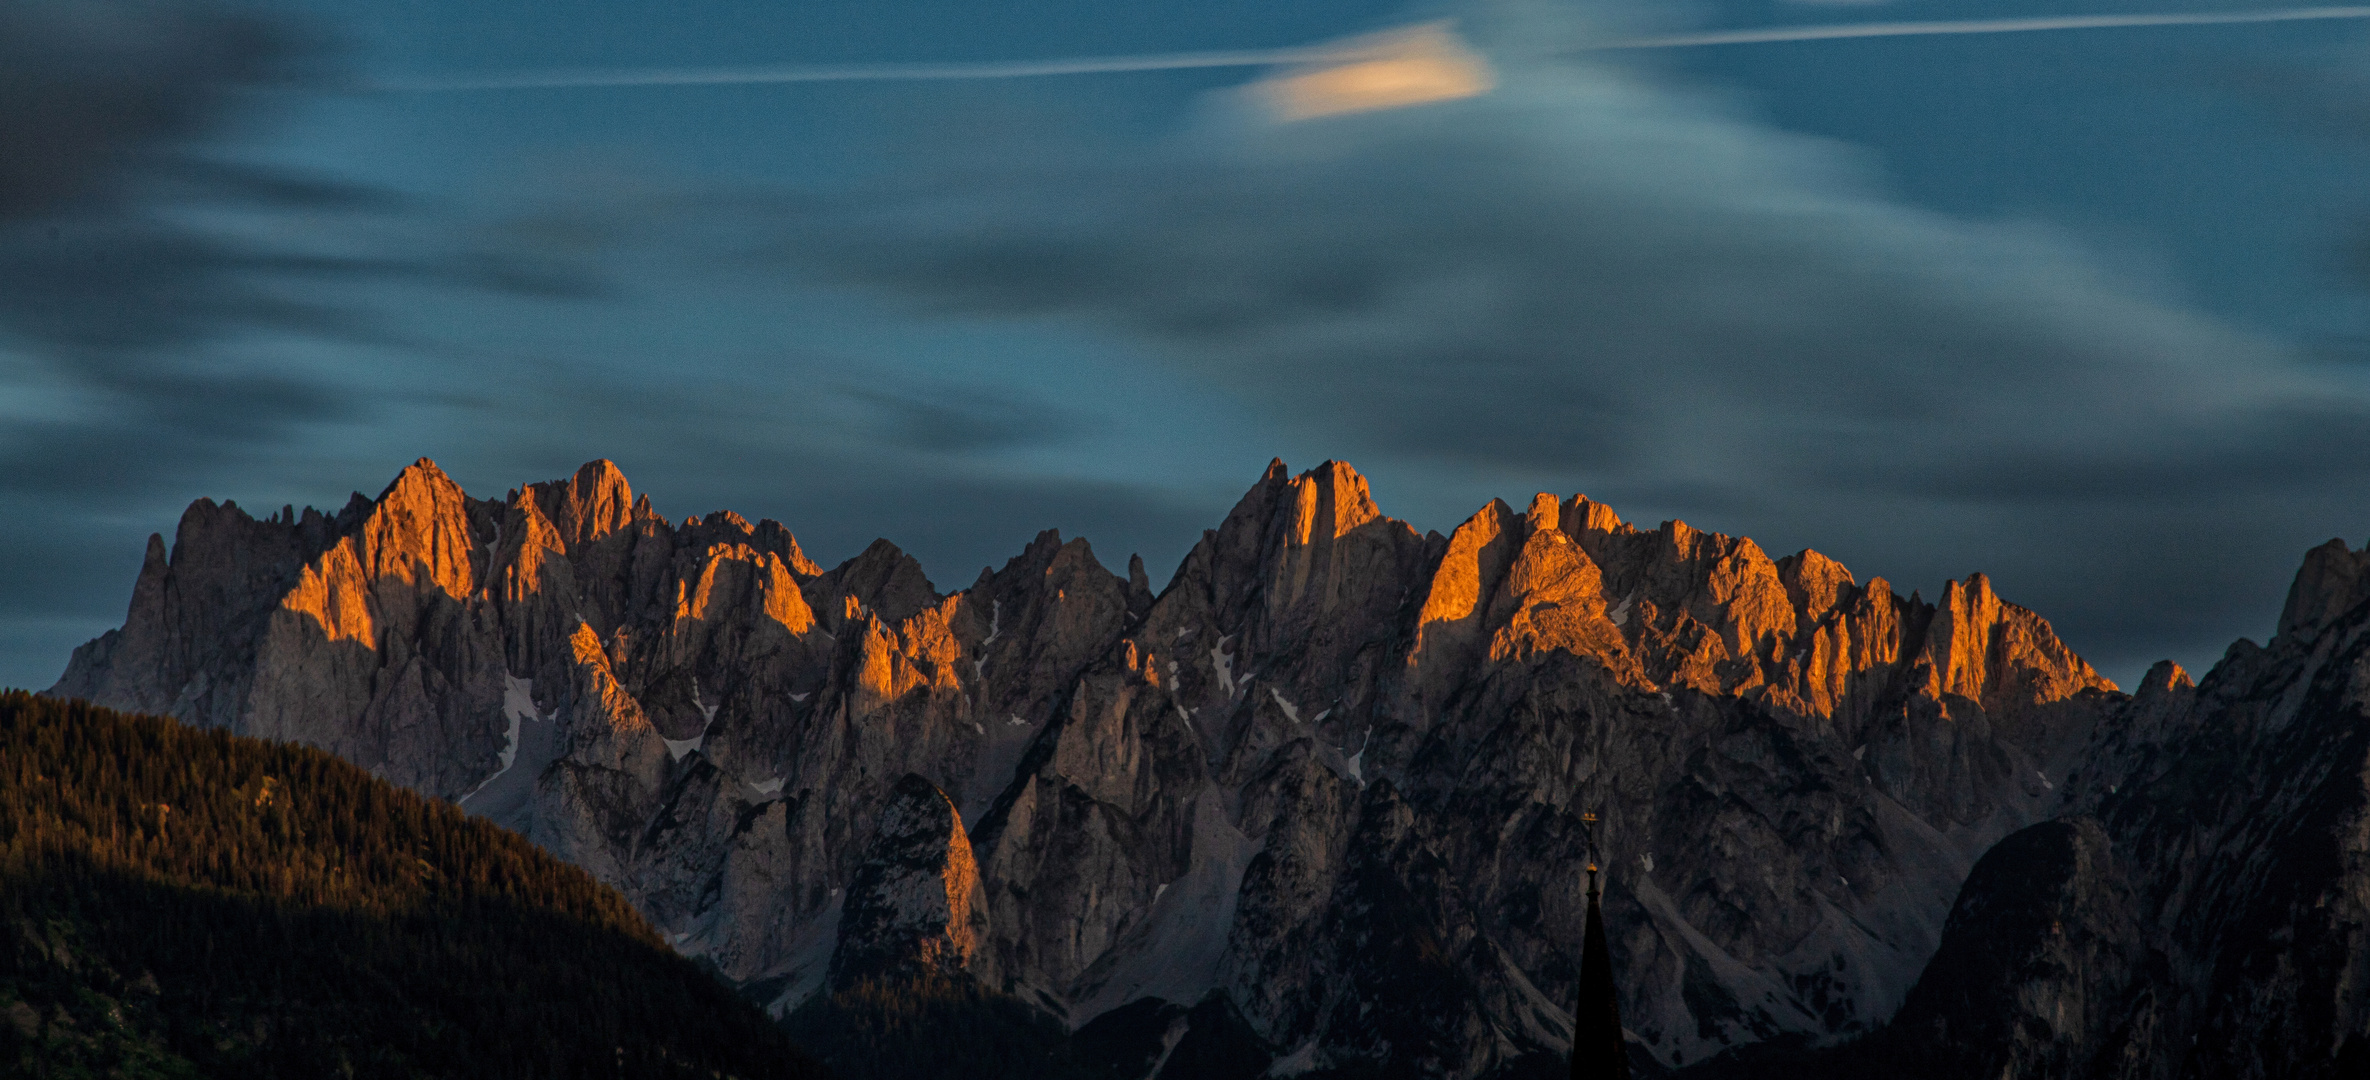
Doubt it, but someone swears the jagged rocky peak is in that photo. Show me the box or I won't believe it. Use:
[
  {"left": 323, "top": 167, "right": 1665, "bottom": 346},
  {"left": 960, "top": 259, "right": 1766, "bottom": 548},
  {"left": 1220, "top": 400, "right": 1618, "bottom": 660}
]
[
  {"left": 1389, "top": 479, "right": 2111, "bottom": 726},
  {"left": 1483, "top": 495, "right": 1629, "bottom": 670},
  {"left": 280, "top": 458, "right": 482, "bottom": 651},
  {"left": 49, "top": 453, "right": 2164, "bottom": 1078},
  {"left": 356, "top": 458, "right": 478, "bottom": 587},
  {"left": 815, "top": 537, "right": 941, "bottom": 628},
  {"left": 829, "top": 774, "right": 983, "bottom": 990},
  {"left": 1174, "top": 460, "right": 1428, "bottom": 700},
  {"left": 524, "top": 457, "right": 642, "bottom": 547},
  {"left": 679, "top": 509, "right": 821, "bottom": 578},
  {"left": 2133, "top": 658, "right": 2192, "bottom": 701},
  {"left": 45, "top": 457, "right": 858, "bottom": 792},
  {"left": 1915, "top": 572, "right": 2114, "bottom": 713},
  {"left": 1262, "top": 462, "right": 1403, "bottom": 609},
  {"left": 1185, "top": 462, "right": 2003, "bottom": 707},
  {"left": 2275, "top": 535, "right": 2370, "bottom": 644}
]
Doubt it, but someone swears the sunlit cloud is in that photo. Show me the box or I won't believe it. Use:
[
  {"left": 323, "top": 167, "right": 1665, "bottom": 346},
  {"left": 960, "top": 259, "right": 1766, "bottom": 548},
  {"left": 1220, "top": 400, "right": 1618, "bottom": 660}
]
[{"left": 1251, "top": 23, "right": 1496, "bottom": 122}]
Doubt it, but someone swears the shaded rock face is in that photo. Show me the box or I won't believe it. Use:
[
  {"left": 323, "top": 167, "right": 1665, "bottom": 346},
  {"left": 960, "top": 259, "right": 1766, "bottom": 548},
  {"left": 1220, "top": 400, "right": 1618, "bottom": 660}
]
[
  {"left": 1873, "top": 818, "right": 2140, "bottom": 1079},
  {"left": 1942, "top": 541, "right": 2370, "bottom": 1080},
  {"left": 1690, "top": 540, "right": 2370, "bottom": 1080},
  {"left": 830, "top": 774, "right": 982, "bottom": 990},
  {"left": 53, "top": 456, "right": 2129, "bottom": 1076}
]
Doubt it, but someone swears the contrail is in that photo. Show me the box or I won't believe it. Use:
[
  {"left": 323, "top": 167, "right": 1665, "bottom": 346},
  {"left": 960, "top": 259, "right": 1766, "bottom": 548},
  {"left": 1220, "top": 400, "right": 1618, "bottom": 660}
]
[
  {"left": 374, "top": 6, "right": 2370, "bottom": 92},
  {"left": 372, "top": 48, "right": 1352, "bottom": 93},
  {"left": 1602, "top": 5, "right": 2370, "bottom": 49}
]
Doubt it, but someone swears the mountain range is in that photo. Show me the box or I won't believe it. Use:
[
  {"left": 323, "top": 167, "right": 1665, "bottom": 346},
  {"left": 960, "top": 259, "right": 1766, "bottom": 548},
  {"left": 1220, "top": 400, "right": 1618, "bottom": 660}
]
[{"left": 42, "top": 457, "right": 2370, "bottom": 1077}]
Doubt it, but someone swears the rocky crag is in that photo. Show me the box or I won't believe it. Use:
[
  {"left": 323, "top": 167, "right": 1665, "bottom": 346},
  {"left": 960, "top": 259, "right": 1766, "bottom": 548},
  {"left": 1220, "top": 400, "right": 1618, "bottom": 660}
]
[
  {"left": 1711, "top": 542, "right": 2370, "bottom": 1080},
  {"left": 54, "top": 457, "right": 2234, "bottom": 1075}
]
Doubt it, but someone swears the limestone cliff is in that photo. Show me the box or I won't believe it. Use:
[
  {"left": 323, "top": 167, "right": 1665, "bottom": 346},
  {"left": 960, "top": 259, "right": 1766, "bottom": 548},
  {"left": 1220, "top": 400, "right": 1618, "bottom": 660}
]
[{"left": 51, "top": 457, "right": 2135, "bottom": 1076}]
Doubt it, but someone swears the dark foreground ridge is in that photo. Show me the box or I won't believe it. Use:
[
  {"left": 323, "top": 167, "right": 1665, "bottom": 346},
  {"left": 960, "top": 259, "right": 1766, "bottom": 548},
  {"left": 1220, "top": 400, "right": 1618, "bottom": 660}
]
[{"left": 0, "top": 691, "right": 826, "bottom": 1079}]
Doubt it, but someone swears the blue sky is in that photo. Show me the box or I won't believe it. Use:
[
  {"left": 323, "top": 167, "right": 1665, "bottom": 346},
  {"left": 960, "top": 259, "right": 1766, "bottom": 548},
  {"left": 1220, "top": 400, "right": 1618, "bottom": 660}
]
[{"left": 6, "top": 0, "right": 2370, "bottom": 689}]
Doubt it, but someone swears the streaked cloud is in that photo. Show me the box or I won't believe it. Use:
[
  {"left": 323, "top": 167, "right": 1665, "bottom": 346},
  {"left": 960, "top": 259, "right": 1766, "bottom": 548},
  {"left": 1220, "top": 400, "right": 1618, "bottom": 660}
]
[
  {"left": 14, "top": 0, "right": 2370, "bottom": 695},
  {"left": 749, "top": 2, "right": 2370, "bottom": 678}
]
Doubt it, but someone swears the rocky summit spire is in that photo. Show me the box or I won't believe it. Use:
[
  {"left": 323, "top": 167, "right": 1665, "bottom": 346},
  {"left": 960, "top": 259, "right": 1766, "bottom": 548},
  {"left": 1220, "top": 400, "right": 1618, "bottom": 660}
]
[{"left": 1574, "top": 865, "right": 1630, "bottom": 1080}]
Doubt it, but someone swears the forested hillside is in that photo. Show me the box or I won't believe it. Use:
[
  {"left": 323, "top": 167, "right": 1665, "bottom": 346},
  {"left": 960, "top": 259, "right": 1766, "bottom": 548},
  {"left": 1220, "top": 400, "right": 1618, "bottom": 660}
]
[{"left": 0, "top": 691, "right": 826, "bottom": 1079}]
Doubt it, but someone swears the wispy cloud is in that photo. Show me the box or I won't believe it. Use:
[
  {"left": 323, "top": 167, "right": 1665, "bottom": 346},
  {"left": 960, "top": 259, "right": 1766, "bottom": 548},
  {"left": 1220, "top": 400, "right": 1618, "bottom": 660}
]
[
  {"left": 731, "top": 1, "right": 2370, "bottom": 677},
  {"left": 0, "top": 0, "right": 1160, "bottom": 687},
  {"left": 14, "top": 0, "right": 2370, "bottom": 694}
]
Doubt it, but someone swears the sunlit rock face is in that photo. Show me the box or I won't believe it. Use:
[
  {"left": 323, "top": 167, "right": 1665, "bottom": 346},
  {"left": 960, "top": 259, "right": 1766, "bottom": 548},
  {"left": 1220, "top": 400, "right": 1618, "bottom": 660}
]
[{"left": 55, "top": 456, "right": 2138, "bottom": 1074}]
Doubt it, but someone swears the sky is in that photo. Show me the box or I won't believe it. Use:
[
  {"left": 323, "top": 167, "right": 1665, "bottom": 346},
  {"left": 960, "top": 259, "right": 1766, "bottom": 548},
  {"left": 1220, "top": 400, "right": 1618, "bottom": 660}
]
[{"left": 6, "top": 0, "right": 2370, "bottom": 691}]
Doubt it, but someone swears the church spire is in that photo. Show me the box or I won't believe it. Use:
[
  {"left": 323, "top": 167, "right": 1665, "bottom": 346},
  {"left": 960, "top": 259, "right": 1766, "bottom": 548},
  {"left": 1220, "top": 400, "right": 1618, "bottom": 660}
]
[{"left": 1573, "top": 864, "right": 1629, "bottom": 1079}]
